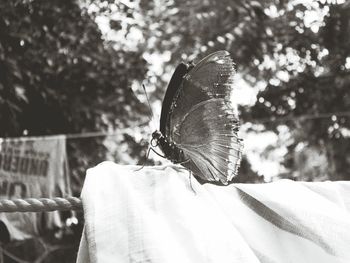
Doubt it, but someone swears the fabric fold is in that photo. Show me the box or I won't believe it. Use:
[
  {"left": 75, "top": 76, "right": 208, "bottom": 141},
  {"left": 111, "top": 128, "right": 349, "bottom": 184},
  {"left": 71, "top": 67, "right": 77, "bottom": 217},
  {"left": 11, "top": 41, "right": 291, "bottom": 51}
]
[{"left": 77, "top": 162, "right": 350, "bottom": 263}]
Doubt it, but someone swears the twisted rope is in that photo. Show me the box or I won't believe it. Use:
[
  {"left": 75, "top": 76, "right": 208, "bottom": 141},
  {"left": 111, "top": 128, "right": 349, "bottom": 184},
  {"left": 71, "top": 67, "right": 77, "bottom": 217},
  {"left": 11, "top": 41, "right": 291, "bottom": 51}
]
[{"left": 0, "top": 197, "right": 82, "bottom": 212}]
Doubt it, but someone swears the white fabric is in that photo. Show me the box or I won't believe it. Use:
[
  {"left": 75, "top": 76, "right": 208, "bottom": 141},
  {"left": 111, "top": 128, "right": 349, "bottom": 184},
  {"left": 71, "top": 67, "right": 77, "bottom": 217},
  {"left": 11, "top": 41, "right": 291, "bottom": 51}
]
[{"left": 77, "top": 161, "right": 350, "bottom": 263}]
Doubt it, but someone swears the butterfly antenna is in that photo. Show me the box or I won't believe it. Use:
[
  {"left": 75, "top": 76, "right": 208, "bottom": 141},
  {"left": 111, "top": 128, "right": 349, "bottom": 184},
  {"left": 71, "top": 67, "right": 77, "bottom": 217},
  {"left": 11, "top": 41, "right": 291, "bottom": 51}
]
[{"left": 142, "top": 84, "right": 155, "bottom": 123}]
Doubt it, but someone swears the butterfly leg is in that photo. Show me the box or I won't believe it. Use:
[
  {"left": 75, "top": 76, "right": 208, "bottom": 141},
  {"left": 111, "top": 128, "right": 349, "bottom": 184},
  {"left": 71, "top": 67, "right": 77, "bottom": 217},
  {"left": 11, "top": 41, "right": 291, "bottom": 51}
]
[
  {"left": 134, "top": 147, "right": 152, "bottom": 172},
  {"left": 174, "top": 159, "right": 197, "bottom": 194},
  {"left": 188, "top": 171, "right": 197, "bottom": 195},
  {"left": 149, "top": 147, "right": 166, "bottom": 158},
  {"left": 174, "top": 159, "right": 190, "bottom": 165},
  {"left": 168, "top": 159, "right": 190, "bottom": 172},
  {"left": 134, "top": 147, "right": 167, "bottom": 172}
]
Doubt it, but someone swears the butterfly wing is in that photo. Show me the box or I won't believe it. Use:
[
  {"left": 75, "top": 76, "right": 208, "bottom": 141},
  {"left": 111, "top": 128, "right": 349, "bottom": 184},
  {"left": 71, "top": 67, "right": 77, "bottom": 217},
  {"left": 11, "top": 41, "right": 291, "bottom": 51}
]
[
  {"left": 160, "top": 63, "right": 190, "bottom": 136},
  {"left": 166, "top": 50, "right": 243, "bottom": 184},
  {"left": 166, "top": 51, "right": 236, "bottom": 140},
  {"left": 178, "top": 98, "right": 242, "bottom": 184}
]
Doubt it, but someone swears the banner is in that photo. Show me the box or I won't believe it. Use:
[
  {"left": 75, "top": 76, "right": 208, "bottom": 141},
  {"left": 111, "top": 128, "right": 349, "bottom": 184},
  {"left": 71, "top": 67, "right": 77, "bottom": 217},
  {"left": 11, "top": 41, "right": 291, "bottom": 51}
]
[{"left": 0, "top": 135, "right": 70, "bottom": 240}]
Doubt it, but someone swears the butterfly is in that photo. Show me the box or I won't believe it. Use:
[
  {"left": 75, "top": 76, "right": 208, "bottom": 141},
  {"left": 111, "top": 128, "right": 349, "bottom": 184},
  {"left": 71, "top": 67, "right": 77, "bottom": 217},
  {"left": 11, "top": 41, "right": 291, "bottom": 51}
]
[{"left": 151, "top": 50, "right": 243, "bottom": 185}]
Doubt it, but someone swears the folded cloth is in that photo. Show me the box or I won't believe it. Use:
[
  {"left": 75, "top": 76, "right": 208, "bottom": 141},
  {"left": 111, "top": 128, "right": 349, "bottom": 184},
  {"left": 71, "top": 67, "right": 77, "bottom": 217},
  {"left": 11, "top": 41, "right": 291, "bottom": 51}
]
[{"left": 76, "top": 161, "right": 350, "bottom": 263}]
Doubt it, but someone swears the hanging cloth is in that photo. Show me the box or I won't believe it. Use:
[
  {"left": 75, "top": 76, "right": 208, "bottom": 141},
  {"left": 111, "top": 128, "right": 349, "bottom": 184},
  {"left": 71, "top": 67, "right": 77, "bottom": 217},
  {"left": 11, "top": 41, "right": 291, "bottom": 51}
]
[{"left": 0, "top": 135, "right": 70, "bottom": 240}]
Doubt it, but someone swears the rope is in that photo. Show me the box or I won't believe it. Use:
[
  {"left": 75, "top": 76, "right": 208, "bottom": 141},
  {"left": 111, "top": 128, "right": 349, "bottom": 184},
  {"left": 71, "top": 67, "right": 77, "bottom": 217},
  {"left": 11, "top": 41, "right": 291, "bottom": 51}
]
[{"left": 0, "top": 197, "right": 82, "bottom": 213}]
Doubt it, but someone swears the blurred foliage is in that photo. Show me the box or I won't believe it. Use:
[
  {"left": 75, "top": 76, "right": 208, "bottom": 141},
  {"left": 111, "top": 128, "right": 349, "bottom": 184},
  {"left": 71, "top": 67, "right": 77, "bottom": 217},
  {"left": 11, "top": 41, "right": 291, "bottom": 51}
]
[
  {"left": 244, "top": 1, "right": 350, "bottom": 180},
  {"left": 234, "top": 157, "right": 265, "bottom": 183},
  {"left": 0, "top": 0, "right": 149, "bottom": 195},
  {"left": 92, "top": 0, "right": 349, "bottom": 181},
  {"left": 1, "top": 0, "right": 349, "bottom": 185}
]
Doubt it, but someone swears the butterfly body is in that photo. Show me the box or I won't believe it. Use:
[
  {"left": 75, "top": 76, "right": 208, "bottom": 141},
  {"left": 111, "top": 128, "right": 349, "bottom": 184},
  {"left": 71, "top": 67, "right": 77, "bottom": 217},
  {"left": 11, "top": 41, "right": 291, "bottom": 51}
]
[
  {"left": 152, "top": 130, "right": 185, "bottom": 164},
  {"left": 153, "top": 51, "right": 243, "bottom": 185}
]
